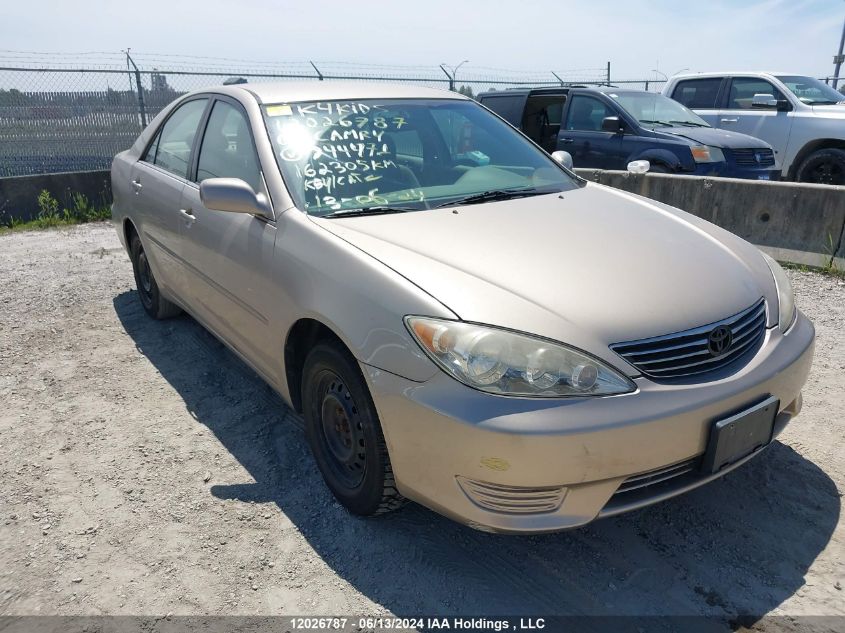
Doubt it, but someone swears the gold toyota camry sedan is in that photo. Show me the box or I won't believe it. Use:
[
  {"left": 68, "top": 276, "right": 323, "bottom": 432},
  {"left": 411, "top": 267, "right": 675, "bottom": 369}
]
[{"left": 111, "top": 82, "right": 814, "bottom": 533}]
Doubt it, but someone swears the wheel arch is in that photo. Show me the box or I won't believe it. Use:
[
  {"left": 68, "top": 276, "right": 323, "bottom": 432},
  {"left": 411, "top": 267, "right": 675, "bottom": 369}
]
[
  {"left": 788, "top": 138, "right": 845, "bottom": 180},
  {"left": 123, "top": 217, "right": 139, "bottom": 250},
  {"left": 627, "top": 148, "right": 684, "bottom": 172},
  {"left": 284, "top": 317, "right": 350, "bottom": 413}
]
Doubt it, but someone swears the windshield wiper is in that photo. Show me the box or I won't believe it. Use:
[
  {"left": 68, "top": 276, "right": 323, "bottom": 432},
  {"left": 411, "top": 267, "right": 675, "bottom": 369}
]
[
  {"left": 322, "top": 206, "right": 416, "bottom": 218},
  {"left": 638, "top": 119, "right": 674, "bottom": 127},
  {"left": 435, "top": 188, "right": 547, "bottom": 208},
  {"left": 668, "top": 120, "right": 709, "bottom": 127}
]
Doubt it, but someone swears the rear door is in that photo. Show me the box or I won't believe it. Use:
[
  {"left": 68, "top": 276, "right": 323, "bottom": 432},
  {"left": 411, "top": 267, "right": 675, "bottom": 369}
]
[
  {"left": 717, "top": 77, "right": 794, "bottom": 170},
  {"left": 560, "top": 93, "right": 622, "bottom": 169},
  {"left": 668, "top": 77, "right": 724, "bottom": 127},
  {"left": 129, "top": 97, "right": 209, "bottom": 301},
  {"left": 177, "top": 96, "right": 279, "bottom": 378}
]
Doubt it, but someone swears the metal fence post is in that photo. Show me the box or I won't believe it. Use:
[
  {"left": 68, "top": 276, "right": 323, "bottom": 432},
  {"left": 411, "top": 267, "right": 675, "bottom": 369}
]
[
  {"left": 310, "top": 61, "right": 324, "bottom": 81},
  {"left": 125, "top": 51, "right": 147, "bottom": 128},
  {"left": 439, "top": 64, "right": 455, "bottom": 91}
]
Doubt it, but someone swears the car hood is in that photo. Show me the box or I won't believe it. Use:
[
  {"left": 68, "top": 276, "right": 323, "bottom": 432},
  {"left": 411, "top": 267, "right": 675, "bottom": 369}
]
[
  {"left": 310, "top": 184, "right": 777, "bottom": 368},
  {"left": 660, "top": 125, "right": 772, "bottom": 149},
  {"left": 810, "top": 103, "right": 845, "bottom": 118}
]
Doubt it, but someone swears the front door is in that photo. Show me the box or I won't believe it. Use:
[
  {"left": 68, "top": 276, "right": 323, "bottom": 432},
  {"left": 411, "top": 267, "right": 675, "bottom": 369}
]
[
  {"left": 717, "top": 77, "right": 794, "bottom": 170},
  {"left": 559, "top": 94, "right": 622, "bottom": 169},
  {"left": 177, "top": 97, "right": 279, "bottom": 379}
]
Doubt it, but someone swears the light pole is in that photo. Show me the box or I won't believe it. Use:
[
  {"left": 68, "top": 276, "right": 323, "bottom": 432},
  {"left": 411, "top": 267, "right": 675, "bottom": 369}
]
[
  {"left": 440, "top": 60, "right": 469, "bottom": 92},
  {"left": 833, "top": 7, "right": 845, "bottom": 89}
]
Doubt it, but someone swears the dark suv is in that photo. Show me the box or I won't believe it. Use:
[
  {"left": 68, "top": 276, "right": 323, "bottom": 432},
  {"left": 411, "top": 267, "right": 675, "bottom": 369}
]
[{"left": 478, "top": 87, "right": 780, "bottom": 179}]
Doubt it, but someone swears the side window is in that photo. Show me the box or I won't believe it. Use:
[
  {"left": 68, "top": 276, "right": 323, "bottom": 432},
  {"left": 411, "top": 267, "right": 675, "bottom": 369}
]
[
  {"left": 727, "top": 78, "right": 786, "bottom": 110},
  {"left": 672, "top": 78, "right": 722, "bottom": 109},
  {"left": 196, "top": 100, "right": 262, "bottom": 191},
  {"left": 142, "top": 130, "right": 161, "bottom": 163},
  {"left": 565, "top": 95, "right": 615, "bottom": 131},
  {"left": 479, "top": 95, "right": 526, "bottom": 126},
  {"left": 153, "top": 99, "right": 208, "bottom": 178}
]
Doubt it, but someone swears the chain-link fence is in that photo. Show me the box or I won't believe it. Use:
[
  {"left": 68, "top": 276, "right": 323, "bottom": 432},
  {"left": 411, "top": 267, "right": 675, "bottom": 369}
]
[{"left": 0, "top": 54, "right": 666, "bottom": 177}]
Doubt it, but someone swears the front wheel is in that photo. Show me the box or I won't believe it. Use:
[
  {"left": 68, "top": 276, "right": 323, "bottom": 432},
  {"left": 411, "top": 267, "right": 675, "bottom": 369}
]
[
  {"left": 302, "top": 341, "right": 405, "bottom": 516},
  {"left": 795, "top": 148, "right": 845, "bottom": 186}
]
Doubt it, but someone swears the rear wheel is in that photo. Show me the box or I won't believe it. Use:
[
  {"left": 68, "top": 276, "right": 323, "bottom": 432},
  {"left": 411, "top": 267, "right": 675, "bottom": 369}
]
[
  {"left": 129, "top": 234, "right": 182, "bottom": 320},
  {"left": 302, "top": 341, "right": 405, "bottom": 516},
  {"left": 795, "top": 148, "right": 845, "bottom": 186}
]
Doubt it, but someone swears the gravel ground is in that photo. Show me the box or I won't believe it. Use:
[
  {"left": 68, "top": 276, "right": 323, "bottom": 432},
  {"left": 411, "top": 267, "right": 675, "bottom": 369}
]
[{"left": 0, "top": 222, "right": 843, "bottom": 625}]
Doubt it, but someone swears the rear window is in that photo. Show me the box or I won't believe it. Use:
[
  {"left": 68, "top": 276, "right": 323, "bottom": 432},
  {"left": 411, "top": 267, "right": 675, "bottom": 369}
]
[{"left": 672, "top": 78, "right": 722, "bottom": 109}]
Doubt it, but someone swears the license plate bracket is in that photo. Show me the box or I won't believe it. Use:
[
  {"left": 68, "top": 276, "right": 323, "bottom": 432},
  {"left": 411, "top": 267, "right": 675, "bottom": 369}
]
[{"left": 702, "top": 396, "right": 779, "bottom": 474}]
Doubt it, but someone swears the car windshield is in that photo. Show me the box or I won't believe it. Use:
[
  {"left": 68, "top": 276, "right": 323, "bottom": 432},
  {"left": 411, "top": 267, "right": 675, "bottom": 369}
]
[
  {"left": 775, "top": 75, "right": 844, "bottom": 105},
  {"left": 607, "top": 92, "right": 710, "bottom": 128},
  {"left": 262, "top": 98, "right": 581, "bottom": 216}
]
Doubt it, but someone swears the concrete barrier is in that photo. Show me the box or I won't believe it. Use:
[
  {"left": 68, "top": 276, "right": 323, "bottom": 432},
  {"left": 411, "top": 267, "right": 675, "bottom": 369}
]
[
  {"left": 1, "top": 168, "right": 843, "bottom": 269},
  {"left": 0, "top": 170, "right": 111, "bottom": 224},
  {"left": 574, "top": 169, "right": 845, "bottom": 270}
]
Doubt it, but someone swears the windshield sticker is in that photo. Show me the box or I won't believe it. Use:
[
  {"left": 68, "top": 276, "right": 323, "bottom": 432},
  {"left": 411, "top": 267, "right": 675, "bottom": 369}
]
[{"left": 266, "top": 104, "right": 293, "bottom": 117}]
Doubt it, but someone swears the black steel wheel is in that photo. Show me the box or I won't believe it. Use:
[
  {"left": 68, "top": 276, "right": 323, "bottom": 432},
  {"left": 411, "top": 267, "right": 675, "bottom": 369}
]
[
  {"left": 302, "top": 341, "right": 405, "bottom": 516},
  {"left": 129, "top": 233, "right": 182, "bottom": 320}
]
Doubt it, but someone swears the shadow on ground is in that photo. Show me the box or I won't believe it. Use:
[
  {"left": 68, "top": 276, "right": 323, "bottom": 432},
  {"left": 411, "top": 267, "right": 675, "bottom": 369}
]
[{"left": 114, "top": 291, "right": 839, "bottom": 627}]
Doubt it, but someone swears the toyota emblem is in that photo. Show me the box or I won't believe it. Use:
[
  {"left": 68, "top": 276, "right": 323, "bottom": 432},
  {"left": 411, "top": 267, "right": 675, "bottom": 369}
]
[{"left": 707, "top": 325, "right": 733, "bottom": 357}]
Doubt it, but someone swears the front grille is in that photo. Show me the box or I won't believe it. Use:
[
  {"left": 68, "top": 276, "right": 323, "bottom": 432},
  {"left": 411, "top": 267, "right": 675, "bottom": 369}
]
[
  {"left": 614, "top": 458, "right": 699, "bottom": 495},
  {"left": 731, "top": 148, "right": 776, "bottom": 167},
  {"left": 610, "top": 300, "right": 767, "bottom": 379},
  {"left": 457, "top": 477, "right": 566, "bottom": 514}
]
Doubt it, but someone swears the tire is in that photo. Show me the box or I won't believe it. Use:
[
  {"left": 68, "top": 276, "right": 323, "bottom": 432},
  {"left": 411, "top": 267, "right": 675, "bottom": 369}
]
[
  {"left": 647, "top": 163, "right": 670, "bottom": 174},
  {"left": 129, "top": 234, "right": 182, "bottom": 320},
  {"left": 301, "top": 341, "right": 405, "bottom": 516},
  {"left": 795, "top": 148, "right": 845, "bottom": 186}
]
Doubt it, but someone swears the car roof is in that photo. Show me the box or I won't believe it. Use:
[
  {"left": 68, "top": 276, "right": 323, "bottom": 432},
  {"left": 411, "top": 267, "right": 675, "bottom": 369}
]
[
  {"left": 669, "top": 71, "right": 803, "bottom": 81},
  {"left": 188, "top": 81, "right": 469, "bottom": 105}
]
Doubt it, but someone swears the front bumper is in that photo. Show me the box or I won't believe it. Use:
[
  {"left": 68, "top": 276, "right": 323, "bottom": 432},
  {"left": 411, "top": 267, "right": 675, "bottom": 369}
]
[
  {"left": 691, "top": 162, "right": 781, "bottom": 181},
  {"left": 362, "top": 312, "right": 815, "bottom": 534}
]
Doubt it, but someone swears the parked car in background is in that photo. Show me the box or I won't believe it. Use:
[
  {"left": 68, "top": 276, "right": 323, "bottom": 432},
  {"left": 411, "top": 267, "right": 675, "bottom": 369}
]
[
  {"left": 112, "top": 82, "right": 814, "bottom": 534},
  {"left": 478, "top": 87, "right": 779, "bottom": 180},
  {"left": 664, "top": 72, "right": 845, "bottom": 185}
]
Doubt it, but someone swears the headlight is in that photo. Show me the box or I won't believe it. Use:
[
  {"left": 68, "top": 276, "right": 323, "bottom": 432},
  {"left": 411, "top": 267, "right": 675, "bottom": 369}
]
[
  {"left": 690, "top": 145, "right": 725, "bottom": 163},
  {"left": 405, "top": 317, "right": 635, "bottom": 397},
  {"left": 761, "top": 253, "right": 796, "bottom": 332}
]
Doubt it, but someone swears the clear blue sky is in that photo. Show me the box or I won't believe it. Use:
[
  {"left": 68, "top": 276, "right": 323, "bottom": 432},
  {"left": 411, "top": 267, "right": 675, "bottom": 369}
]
[{"left": 1, "top": 0, "right": 843, "bottom": 80}]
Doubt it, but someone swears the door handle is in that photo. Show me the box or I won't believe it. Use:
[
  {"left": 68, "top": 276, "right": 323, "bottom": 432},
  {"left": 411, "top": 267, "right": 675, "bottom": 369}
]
[
  {"left": 131, "top": 179, "right": 142, "bottom": 193},
  {"left": 179, "top": 208, "right": 196, "bottom": 225},
  {"left": 560, "top": 137, "right": 574, "bottom": 144},
  {"left": 720, "top": 118, "right": 738, "bottom": 123}
]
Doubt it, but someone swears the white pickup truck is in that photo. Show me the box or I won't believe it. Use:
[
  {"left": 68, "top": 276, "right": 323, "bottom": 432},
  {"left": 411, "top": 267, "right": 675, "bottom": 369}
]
[{"left": 663, "top": 72, "right": 845, "bottom": 185}]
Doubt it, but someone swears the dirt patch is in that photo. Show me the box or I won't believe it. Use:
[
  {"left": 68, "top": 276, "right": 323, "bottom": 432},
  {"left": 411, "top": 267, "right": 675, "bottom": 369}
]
[{"left": 0, "top": 222, "right": 843, "bottom": 619}]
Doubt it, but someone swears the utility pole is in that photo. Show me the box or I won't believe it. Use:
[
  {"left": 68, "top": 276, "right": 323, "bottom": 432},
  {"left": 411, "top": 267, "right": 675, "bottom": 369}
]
[
  {"left": 606, "top": 61, "right": 611, "bottom": 86},
  {"left": 833, "top": 8, "right": 845, "bottom": 89},
  {"left": 125, "top": 49, "right": 147, "bottom": 128}
]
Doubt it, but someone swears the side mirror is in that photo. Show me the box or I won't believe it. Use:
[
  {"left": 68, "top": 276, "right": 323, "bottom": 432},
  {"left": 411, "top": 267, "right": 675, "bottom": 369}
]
[
  {"left": 627, "top": 160, "right": 650, "bottom": 174},
  {"left": 751, "top": 93, "right": 778, "bottom": 109},
  {"left": 199, "top": 178, "right": 272, "bottom": 219},
  {"left": 601, "top": 116, "right": 624, "bottom": 133},
  {"left": 551, "top": 150, "right": 574, "bottom": 170}
]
